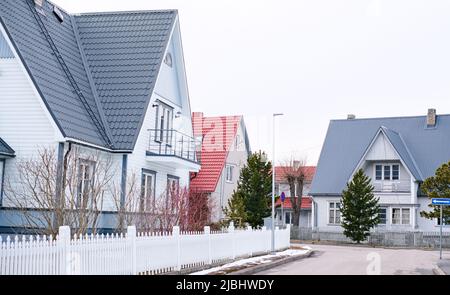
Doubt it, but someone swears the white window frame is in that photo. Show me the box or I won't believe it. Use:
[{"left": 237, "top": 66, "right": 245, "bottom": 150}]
[
  {"left": 141, "top": 170, "right": 156, "bottom": 212},
  {"left": 234, "top": 134, "right": 241, "bottom": 151},
  {"left": 164, "top": 52, "right": 173, "bottom": 67},
  {"left": 77, "top": 159, "right": 96, "bottom": 209},
  {"left": 166, "top": 175, "right": 180, "bottom": 213},
  {"left": 225, "top": 164, "right": 234, "bottom": 183},
  {"left": 374, "top": 163, "right": 400, "bottom": 182},
  {"left": 378, "top": 207, "right": 387, "bottom": 225},
  {"left": 155, "top": 101, "right": 174, "bottom": 144},
  {"left": 391, "top": 207, "right": 410, "bottom": 225},
  {"left": 328, "top": 201, "right": 341, "bottom": 225}
]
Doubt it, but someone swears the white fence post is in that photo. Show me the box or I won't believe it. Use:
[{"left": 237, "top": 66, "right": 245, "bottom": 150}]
[
  {"left": 204, "top": 226, "right": 211, "bottom": 265},
  {"left": 127, "top": 226, "right": 137, "bottom": 275},
  {"left": 247, "top": 226, "right": 253, "bottom": 257},
  {"left": 228, "top": 222, "right": 235, "bottom": 260},
  {"left": 262, "top": 226, "right": 268, "bottom": 253},
  {"left": 286, "top": 224, "right": 291, "bottom": 249},
  {"left": 275, "top": 226, "right": 279, "bottom": 251},
  {"left": 173, "top": 226, "right": 181, "bottom": 271},
  {"left": 58, "top": 226, "right": 70, "bottom": 275}
]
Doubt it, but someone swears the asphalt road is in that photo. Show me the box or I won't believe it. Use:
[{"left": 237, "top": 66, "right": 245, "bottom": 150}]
[{"left": 256, "top": 244, "right": 449, "bottom": 275}]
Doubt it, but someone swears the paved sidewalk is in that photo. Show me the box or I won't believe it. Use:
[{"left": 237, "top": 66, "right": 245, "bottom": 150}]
[{"left": 437, "top": 260, "right": 450, "bottom": 275}]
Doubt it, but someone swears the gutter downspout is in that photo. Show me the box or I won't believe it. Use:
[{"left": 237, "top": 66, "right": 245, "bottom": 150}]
[
  {"left": 120, "top": 154, "right": 128, "bottom": 210},
  {"left": 54, "top": 142, "right": 66, "bottom": 229},
  {"left": 0, "top": 159, "right": 5, "bottom": 206}
]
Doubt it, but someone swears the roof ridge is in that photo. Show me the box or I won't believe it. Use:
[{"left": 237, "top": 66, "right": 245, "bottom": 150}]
[
  {"left": 331, "top": 113, "right": 450, "bottom": 122},
  {"left": 71, "top": 15, "right": 116, "bottom": 148},
  {"left": 74, "top": 9, "right": 178, "bottom": 17}
]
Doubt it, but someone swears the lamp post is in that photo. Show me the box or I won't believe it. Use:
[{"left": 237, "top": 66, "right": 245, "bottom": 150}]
[{"left": 271, "top": 113, "right": 283, "bottom": 253}]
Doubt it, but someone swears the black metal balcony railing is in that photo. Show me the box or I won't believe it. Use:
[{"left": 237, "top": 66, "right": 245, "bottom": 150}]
[
  {"left": 373, "top": 181, "right": 411, "bottom": 193},
  {"left": 147, "top": 129, "right": 201, "bottom": 163}
]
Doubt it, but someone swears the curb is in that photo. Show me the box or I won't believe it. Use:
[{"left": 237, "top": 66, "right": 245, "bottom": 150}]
[
  {"left": 432, "top": 266, "right": 446, "bottom": 275},
  {"left": 226, "top": 249, "right": 314, "bottom": 275}
]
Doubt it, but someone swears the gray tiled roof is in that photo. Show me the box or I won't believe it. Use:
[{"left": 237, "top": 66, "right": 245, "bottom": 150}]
[
  {"left": 0, "top": 138, "right": 15, "bottom": 156},
  {"left": 310, "top": 114, "right": 450, "bottom": 196},
  {"left": 0, "top": 0, "right": 176, "bottom": 150}
]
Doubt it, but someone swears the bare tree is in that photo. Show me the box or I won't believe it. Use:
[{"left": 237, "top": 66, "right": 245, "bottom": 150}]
[
  {"left": 279, "top": 157, "right": 313, "bottom": 227},
  {"left": 188, "top": 189, "right": 212, "bottom": 231},
  {"left": 110, "top": 172, "right": 154, "bottom": 233},
  {"left": 4, "top": 146, "right": 117, "bottom": 236}
]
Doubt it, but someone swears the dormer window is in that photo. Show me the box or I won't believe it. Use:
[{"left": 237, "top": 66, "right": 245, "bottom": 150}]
[
  {"left": 0, "top": 33, "right": 14, "bottom": 59},
  {"left": 164, "top": 52, "right": 173, "bottom": 67},
  {"left": 375, "top": 164, "right": 400, "bottom": 181}
]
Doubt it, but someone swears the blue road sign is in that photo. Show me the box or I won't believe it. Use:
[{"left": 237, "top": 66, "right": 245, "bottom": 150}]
[
  {"left": 432, "top": 198, "right": 450, "bottom": 205},
  {"left": 281, "top": 192, "right": 286, "bottom": 202}
]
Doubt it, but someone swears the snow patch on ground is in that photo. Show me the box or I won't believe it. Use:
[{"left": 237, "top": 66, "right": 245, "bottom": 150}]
[{"left": 191, "top": 247, "right": 311, "bottom": 275}]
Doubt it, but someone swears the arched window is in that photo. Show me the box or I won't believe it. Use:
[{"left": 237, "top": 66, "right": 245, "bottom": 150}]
[{"left": 164, "top": 52, "right": 173, "bottom": 67}]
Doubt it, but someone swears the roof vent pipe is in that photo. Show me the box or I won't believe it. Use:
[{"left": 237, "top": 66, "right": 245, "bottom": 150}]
[
  {"left": 427, "top": 108, "right": 436, "bottom": 127},
  {"left": 347, "top": 114, "right": 356, "bottom": 120}
]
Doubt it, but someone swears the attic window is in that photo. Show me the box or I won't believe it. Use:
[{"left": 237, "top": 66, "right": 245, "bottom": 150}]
[
  {"left": 0, "top": 34, "right": 14, "bottom": 59},
  {"left": 53, "top": 6, "right": 64, "bottom": 23},
  {"left": 164, "top": 53, "right": 173, "bottom": 67}
]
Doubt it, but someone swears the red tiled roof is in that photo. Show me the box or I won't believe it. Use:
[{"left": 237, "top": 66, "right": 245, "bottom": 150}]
[
  {"left": 190, "top": 113, "right": 242, "bottom": 192},
  {"left": 275, "top": 196, "right": 312, "bottom": 209},
  {"left": 274, "top": 166, "right": 316, "bottom": 183}
]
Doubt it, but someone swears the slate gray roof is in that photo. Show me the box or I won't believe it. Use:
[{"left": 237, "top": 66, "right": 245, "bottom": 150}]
[
  {"left": 310, "top": 114, "right": 450, "bottom": 196},
  {"left": 0, "top": 138, "right": 15, "bottom": 157},
  {"left": 0, "top": 0, "right": 177, "bottom": 150}
]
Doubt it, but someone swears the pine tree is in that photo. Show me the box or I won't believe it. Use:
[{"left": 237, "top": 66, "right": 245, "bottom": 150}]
[
  {"left": 222, "top": 191, "right": 247, "bottom": 228},
  {"left": 420, "top": 161, "right": 450, "bottom": 223},
  {"left": 341, "top": 169, "right": 380, "bottom": 243},
  {"left": 223, "top": 151, "right": 272, "bottom": 228}
]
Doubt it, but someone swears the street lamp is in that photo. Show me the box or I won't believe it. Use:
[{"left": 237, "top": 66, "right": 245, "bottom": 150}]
[{"left": 271, "top": 113, "right": 283, "bottom": 253}]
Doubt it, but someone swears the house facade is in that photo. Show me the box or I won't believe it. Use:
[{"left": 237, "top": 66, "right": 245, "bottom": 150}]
[
  {"left": 190, "top": 112, "right": 251, "bottom": 222},
  {"left": 310, "top": 110, "right": 450, "bottom": 232},
  {"left": 274, "top": 166, "right": 316, "bottom": 227},
  {"left": 0, "top": 0, "right": 200, "bottom": 233}
]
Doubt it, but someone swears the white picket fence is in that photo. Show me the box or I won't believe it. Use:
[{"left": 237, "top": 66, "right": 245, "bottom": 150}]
[{"left": 0, "top": 224, "right": 290, "bottom": 275}]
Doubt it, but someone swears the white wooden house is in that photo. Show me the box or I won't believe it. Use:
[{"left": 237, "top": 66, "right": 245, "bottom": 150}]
[
  {"left": 310, "top": 110, "right": 450, "bottom": 232},
  {"left": 0, "top": 0, "right": 200, "bottom": 233}
]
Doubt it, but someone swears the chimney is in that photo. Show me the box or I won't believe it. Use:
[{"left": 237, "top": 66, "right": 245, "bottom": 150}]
[
  {"left": 34, "top": 0, "right": 44, "bottom": 7},
  {"left": 427, "top": 108, "right": 436, "bottom": 127},
  {"left": 347, "top": 114, "right": 356, "bottom": 120},
  {"left": 192, "top": 112, "right": 204, "bottom": 121}
]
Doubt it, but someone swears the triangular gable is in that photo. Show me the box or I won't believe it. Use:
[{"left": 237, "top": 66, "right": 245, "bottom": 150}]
[
  {"left": 350, "top": 126, "right": 423, "bottom": 182},
  {"left": 381, "top": 127, "right": 423, "bottom": 180}
]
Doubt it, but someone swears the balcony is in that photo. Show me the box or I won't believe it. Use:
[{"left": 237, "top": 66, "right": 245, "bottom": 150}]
[
  {"left": 373, "top": 181, "right": 410, "bottom": 193},
  {"left": 146, "top": 129, "right": 201, "bottom": 170}
]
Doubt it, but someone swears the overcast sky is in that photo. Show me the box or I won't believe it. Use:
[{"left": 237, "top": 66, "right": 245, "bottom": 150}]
[{"left": 53, "top": 0, "right": 450, "bottom": 165}]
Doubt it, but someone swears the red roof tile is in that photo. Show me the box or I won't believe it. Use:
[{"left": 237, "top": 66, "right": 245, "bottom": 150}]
[
  {"left": 274, "top": 166, "right": 316, "bottom": 183},
  {"left": 275, "top": 196, "right": 312, "bottom": 209},
  {"left": 190, "top": 113, "right": 242, "bottom": 192}
]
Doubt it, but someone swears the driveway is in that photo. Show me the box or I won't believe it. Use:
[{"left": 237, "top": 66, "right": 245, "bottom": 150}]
[{"left": 256, "top": 244, "right": 449, "bottom": 275}]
